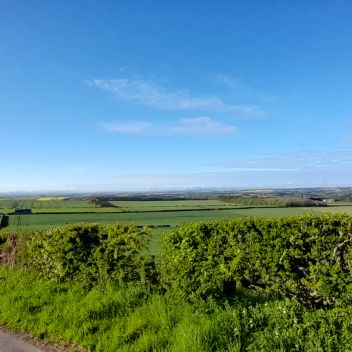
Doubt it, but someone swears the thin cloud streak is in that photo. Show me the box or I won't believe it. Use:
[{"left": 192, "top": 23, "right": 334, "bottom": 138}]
[
  {"left": 89, "top": 78, "right": 262, "bottom": 116},
  {"left": 214, "top": 74, "right": 241, "bottom": 88},
  {"left": 103, "top": 120, "right": 152, "bottom": 134},
  {"left": 103, "top": 117, "right": 237, "bottom": 135},
  {"left": 213, "top": 73, "right": 279, "bottom": 104},
  {"left": 171, "top": 117, "right": 236, "bottom": 134},
  {"left": 210, "top": 148, "right": 352, "bottom": 171}
]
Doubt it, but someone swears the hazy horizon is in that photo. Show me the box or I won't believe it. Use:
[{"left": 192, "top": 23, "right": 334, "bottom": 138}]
[{"left": 2, "top": 182, "right": 352, "bottom": 196}]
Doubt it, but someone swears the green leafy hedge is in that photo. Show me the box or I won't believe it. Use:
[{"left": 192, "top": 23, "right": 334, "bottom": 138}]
[
  {"left": 161, "top": 214, "right": 352, "bottom": 307},
  {"left": 19, "top": 223, "right": 157, "bottom": 288}
]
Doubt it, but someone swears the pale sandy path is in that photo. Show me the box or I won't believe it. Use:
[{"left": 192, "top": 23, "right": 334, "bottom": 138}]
[
  {"left": 0, "top": 329, "right": 43, "bottom": 352},
  {"left": 0, "top": 327, "right": 84, "bottom": 352}
]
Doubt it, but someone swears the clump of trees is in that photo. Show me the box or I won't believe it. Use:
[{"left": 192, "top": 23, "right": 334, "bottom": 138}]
[{"left": 89, "top": 198, "right": 117, "bottom": 208}]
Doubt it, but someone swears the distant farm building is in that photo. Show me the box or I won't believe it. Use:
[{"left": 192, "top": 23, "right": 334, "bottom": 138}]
[
  {"left": 14, "top": 208, "right": 32, "bottom": 215},
  {"left": 0, "top": 214, "right": 9, "bottom": 228}
]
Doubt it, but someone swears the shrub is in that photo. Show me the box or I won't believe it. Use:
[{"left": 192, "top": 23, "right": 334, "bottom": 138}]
[
  {"left": 20, "top": 223, "right": 101, "bottom": 282},
  {"left": 19, "top": 223, "right": 157, "bottom": 288},
  {"left": 0, "top": 232, "right": 19, "bottom": 267},
  {"left": 92, "top": 224, "right": 157, "bottom": 287},
  {"left": 161, "top": 214, "right": 352, "bottom": 307}
]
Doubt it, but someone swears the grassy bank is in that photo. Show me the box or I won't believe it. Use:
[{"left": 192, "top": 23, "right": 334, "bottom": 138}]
[{"left": 1, "top": 266, "right": 352, "bottom": 351}]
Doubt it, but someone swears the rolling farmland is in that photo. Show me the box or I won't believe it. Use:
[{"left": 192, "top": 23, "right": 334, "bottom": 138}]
[{"left": 2, "top": 197, "right": 352, "bottom": 233}]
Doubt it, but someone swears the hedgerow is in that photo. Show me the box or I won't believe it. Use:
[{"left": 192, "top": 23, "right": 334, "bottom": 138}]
[
  {"left": 161, "top": 214, "right": 352, "bottom": 307},
  {"left": 3, "top": 214, "right": 352, "bottom": 307},
  {"left": 18, "top": 223, "right": 157, "bottom": 288}
]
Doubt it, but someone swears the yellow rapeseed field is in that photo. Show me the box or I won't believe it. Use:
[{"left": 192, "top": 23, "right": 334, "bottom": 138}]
[{"left": 37, "top": 197, "right": 67, "bottom": 201}]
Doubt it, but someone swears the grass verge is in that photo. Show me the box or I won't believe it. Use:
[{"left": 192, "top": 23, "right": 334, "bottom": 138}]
[{"left": 1, "top": 266, "right": 352, "bottom": 351}]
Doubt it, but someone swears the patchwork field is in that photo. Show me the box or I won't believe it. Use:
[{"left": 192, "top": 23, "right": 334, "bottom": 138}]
[
  {"left": 2, "top": 198, "right": 352, "bottom": 241},
  {"left": 1, "top": 201, "right": 352, "bottom": 230},
  {"left": 0, "top": 198, "right": 241, "bottom": 214}
]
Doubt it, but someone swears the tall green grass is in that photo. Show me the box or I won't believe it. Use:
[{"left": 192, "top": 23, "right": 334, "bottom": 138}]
[{"left": 1, "top": 266, "right": 352, "bottom": 351}]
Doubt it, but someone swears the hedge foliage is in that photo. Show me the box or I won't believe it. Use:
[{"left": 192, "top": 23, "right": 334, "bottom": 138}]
[
  {"left": 19, "top": 223, "right": 157, "bottom": 288},
  {"left": 3, "top": 213, "right": 352, "bottom": 307},
  {"left": 161, "top": 214, "right": 352, "bottom": 307}
]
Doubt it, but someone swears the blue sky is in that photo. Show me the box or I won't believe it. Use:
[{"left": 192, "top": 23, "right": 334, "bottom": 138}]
[{"left": 1, "top": 1, "right": 352, "bottom": 192}]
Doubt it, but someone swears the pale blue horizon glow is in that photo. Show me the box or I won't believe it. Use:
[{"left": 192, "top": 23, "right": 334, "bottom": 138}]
[{"left": 1, "top": 1, "right": 352, "bottom": 192}]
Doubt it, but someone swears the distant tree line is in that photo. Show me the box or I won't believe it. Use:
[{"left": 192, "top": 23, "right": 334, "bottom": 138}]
[{"left": 219, "top": 196, "right": 327, "bottom": 207}]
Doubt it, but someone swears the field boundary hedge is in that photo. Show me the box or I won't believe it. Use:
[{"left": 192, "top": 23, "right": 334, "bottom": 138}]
[
  {"left": 2, "top": 223, "right": 158, "bottom": 289},
  {"left": 161, "top": 214, "right": 352, "bottom": 307}
]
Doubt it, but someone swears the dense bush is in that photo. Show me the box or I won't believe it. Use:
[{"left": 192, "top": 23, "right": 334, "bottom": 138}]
[
  {"left": 19, "top": 223, "right": 157, "bottom": 287},
  {"left": 0, "top": 230, "right": 8, "bottom": 248},
  {"left": 20, "top": 223, "right": 101, "bottom": 281},
  {"left": 0, "top": 231, "right": 17, "bottom": 267},
  {"left": 161, "top": 214, "right": 352, "bottom": 307},
  {"left": 92, "top": 224, "right": 157, "bottom": 287}
]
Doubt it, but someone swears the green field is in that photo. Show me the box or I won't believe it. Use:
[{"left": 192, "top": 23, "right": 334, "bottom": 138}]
[
  {"left": 5, "top": 204, "right": 352, "bottom": 230},
  {"left": 0, "top": 198, "right": 241, "bottom": 213},
  {"left": 110, "top": 199, "right": 239, "bottom": 211},
  {"left": 0, "top": 198, "right": 95, "bottom": 212},
  {"left": 3, "top": 198, "right": 352, "bottom": 238}
]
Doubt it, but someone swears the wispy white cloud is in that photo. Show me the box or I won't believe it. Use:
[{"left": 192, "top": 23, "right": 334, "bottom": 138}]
[
  {"left": 213, "top": 73, "right": 279, "bottom": 104},
  {"left": 103, "top": 120, "right": 152, "bottom": 134},
  {"left": 171, "top": 117, "right": 236, "bottom": 134},
  {"left": 215, "top": 167, "right": 297, "bottom": 172},
  {"left": 89, "top": 78, "right": 262, "bottom": 116},
  {"left": 214, "top": 74, "right": 241, "bottom": 88},
  {"left": 210, "top": 148, "right": 352, "bottom": 171},
  {"left": 103, "top": 117, "right": 236, "bottom": 135}
]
